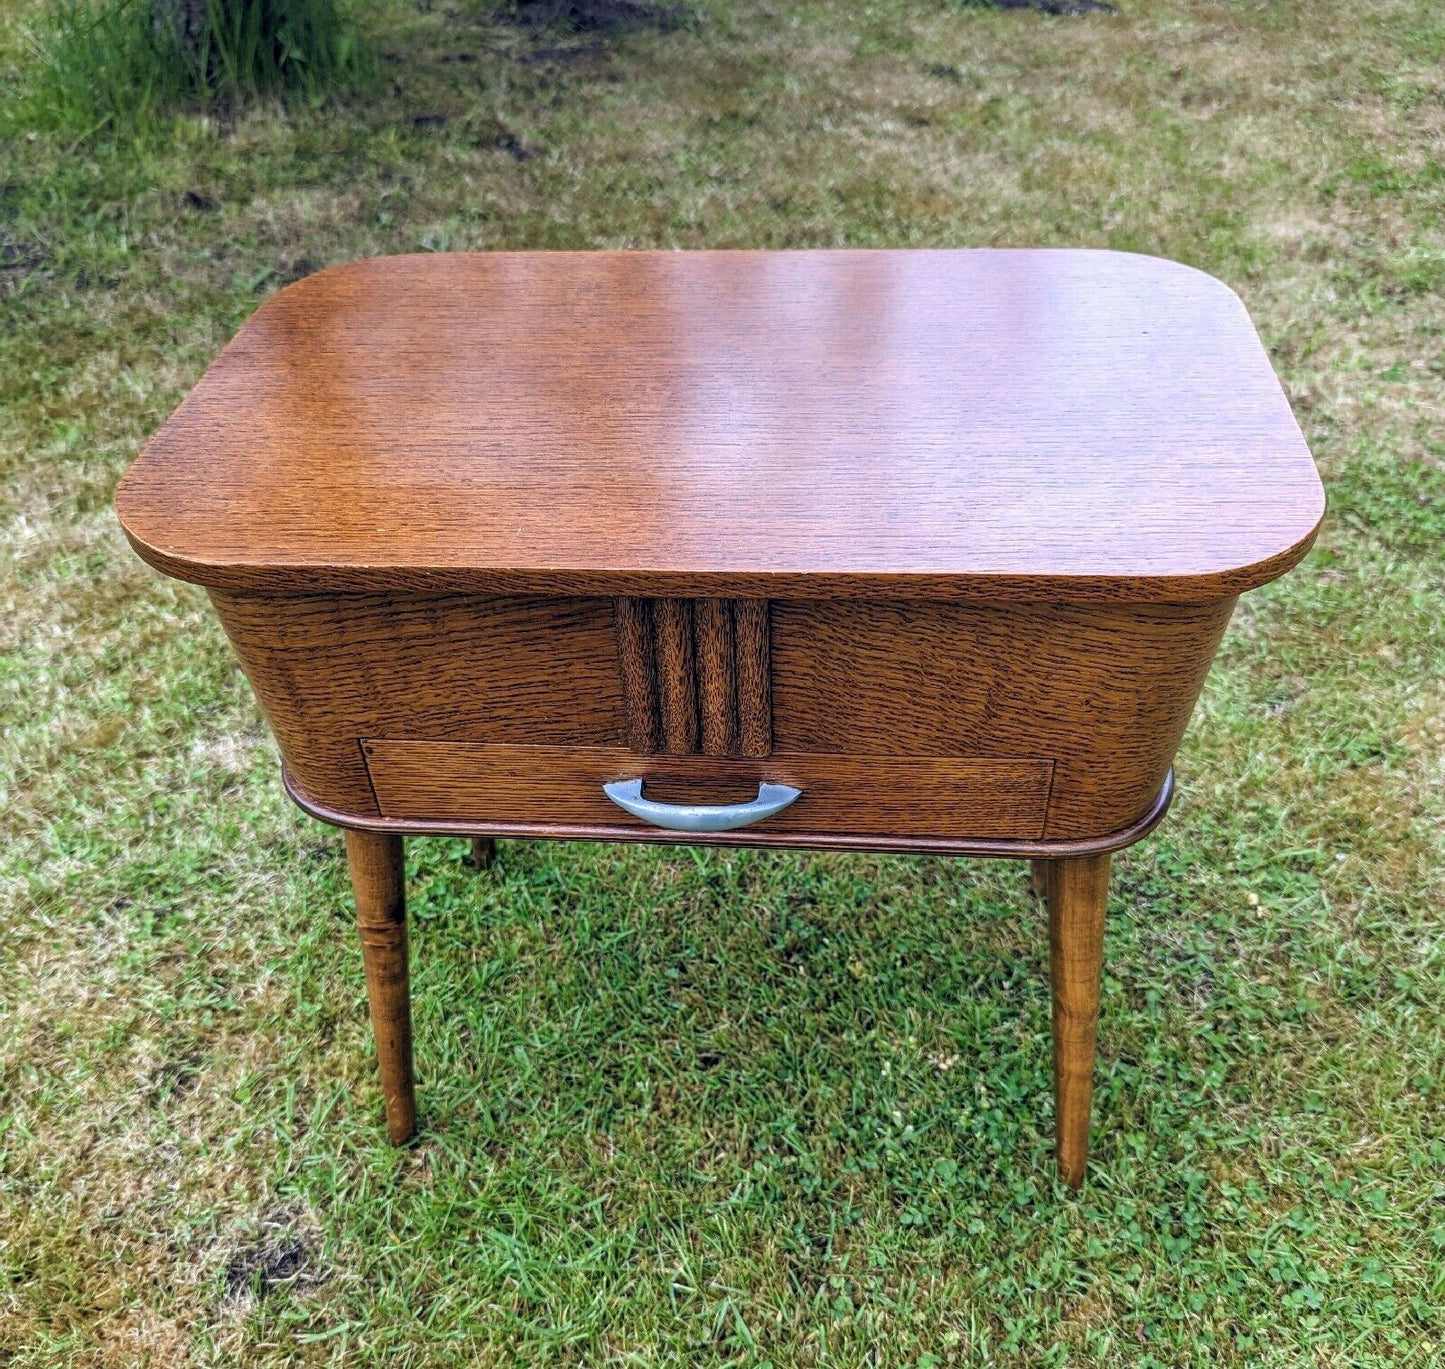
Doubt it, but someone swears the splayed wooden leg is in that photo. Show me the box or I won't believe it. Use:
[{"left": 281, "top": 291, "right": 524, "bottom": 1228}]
[
  {"left": 1030, "top": 858, "right": 1052, "bottom": 898},
  {"left": 346, "top": 830, "right": 416, "bottom": 1144},
  {"left": 468, "top": 836, "right": 496, "bottom": 870},
  {"left": 1047, "top": 853, "right": 1110, "bottom": 1188}
]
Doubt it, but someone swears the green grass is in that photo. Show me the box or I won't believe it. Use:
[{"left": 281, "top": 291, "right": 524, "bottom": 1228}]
[{"left": 1, "top": 0, "right": 1444, "bottom": 1362}]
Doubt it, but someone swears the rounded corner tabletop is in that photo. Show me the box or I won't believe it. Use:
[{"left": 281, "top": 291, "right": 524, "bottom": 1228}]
[{"left": 116, "top": 248, "right": 1324, "bottom": 1186}]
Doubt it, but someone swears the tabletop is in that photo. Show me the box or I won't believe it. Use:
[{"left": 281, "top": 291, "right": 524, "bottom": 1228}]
[{"left": 116, "top": 249, "right": 1323, "bottom": 602}]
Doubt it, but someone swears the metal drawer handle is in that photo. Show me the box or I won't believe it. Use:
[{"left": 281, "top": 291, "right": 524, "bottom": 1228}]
[{"left": 602, "top": 778, "right": 801, "bottom": 833}]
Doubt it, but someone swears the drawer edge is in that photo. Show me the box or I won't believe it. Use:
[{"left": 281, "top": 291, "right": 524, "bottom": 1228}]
[
  {"left": 360, "top": 740, "right": 1052, "bottom": 842},
  {"left": 286, "top": 763, "right": 1172, "bottom": 858}
]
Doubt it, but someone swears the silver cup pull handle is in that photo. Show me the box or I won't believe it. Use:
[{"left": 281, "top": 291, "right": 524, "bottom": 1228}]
[{"left": 602, "top": 778, "right": 801, "bottom": 833}]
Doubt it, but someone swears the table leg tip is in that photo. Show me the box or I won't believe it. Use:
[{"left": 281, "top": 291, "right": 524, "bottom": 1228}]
[
  {"left": 467, "top": 837, "right": 496, "bottom": 871},
  {"left": 386, "top": 1118, "right": 419, "bottom": 1146}
]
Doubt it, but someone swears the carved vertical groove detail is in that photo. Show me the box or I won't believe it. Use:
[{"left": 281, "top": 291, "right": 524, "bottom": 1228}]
[
  {"left": 613, "top": 597, "right": 773, "bottom": 757},
  {"left": 694, "top": 599, "right": 739, "bottom": 756},
  {"left": 652, "top": 598, "right": 699, "bottom": 753},
  {"left": 734, "top": 599, "right": 772, "bottom": 758},
  {"left": 614, "top": 596, "right": 662, "bottom": 753}
]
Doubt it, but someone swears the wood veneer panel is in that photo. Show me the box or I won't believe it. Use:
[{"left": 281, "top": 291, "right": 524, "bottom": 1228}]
[
  {"left": 208, "top": 590, "right": 624, "bottom": 813},
  {"left": 208, "top": 589, "right": 1229, "bottom": 841},
  {"left": 362, "top": 741, "right": 1053, "bottom": 841},
  {"left": 769, "top": 597, "right": 1236, "bottom": 838},
  {"left": 118, "top": 250, "right": 1323, "bottom": 602}
]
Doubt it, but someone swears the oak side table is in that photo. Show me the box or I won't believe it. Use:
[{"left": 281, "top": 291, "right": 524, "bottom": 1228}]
[{"left": 116, "top": 249, "right": 1323, "bottom": 1186}]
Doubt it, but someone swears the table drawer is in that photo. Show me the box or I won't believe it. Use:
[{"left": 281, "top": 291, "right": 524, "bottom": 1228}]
[{"left": 362, "top": 741, "right": 1053, "bottom": 841}]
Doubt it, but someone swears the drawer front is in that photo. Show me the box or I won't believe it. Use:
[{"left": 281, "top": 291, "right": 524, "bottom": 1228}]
[{"left": 362, "top": 741, "right": 1053, "bottom": 841}]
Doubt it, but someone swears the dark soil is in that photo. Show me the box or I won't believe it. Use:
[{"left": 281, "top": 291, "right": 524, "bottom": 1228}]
[
  {"left": 982, "top": 0, "right": 1117, "bottom": 13},
  {"left": 494, "top": 0, "right": 689, "bottom": 35},
  {"left": 223, "top": 1226, "right": 319, "bottom": 1300},
  {"left": 0, "top": 234, "right": 44, "bottom": 297}
]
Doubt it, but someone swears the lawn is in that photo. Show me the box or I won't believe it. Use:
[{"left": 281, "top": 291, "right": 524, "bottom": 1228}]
[{"left": 1, "top": 0, "right": 1443, "bottom": 1363}]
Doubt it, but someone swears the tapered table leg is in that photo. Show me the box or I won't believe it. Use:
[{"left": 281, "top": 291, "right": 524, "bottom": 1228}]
[
  {"left": 345, "top": 830, "right": 416, "bottom": 1144},
  {"left": 468, "top": 836, "right": 496, "bottom": 870},
  {"left": 1030, "top": 858, "right": 1052, "bottom": 898},
  {"left": 1047, "top": 852, "right": 1110, "bottom": 1188}
]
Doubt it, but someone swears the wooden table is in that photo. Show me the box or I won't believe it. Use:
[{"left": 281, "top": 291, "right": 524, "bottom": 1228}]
[{"left": 116, "top": 249, "right": 1323, "bottom": 1186}]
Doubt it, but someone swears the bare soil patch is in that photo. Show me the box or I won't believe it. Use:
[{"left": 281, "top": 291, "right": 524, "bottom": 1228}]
[
  {"left": 983, "top": 0, "right": 1117, "bottom": 14},
  {"left": 495, "top": 0, "right": 689, "bottom": 36},
  {"left": 222, "top": 1215, "right": 324, "bottom": 1302}
]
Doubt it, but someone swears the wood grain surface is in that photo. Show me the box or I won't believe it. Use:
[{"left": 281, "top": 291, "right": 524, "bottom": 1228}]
[
  {"left": 287, "top": 763, "right": 1174, "bottom": 860},
  {"left": 345, "top": 830, "right": 416, "bottom": 1145},
  {"left": 734, "top": 599, "right": 773, "bottom": 758},
  {"left": 652, "top": 597, "right": 699, "bottom": 753},
  {"left": 694, "top": 598, "right": 739, "bottom": 757},
  {"left": 117, "top": 250, "right": 1323, "bottom": 602},
  {"left": 361, "top": 741, "right": 1054, "bottom": 841},
  {"left": 1047, "top": 852, "right": 1111, "bottom": 1188},
  {"left": 207, "top": 589, "right": 1231, "bottom": 839},
  {"left": 770, "top": 597, "right": 1237, "bottom": 837},
  {"left": 613, "top": 596, "right": 662, "bottom": 754},
  {"left": 613, "top": 596, "right": 773, "bottom": 758}
]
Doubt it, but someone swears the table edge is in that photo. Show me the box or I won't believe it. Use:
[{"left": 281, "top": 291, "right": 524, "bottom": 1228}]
[{"left": 117, "top": 522, "right": 1323, "bottom": 603}]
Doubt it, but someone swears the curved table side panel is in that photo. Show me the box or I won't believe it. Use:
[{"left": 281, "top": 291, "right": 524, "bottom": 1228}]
[{"left": 209, "top": 590, "right": 1233, "bottom": 844}]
